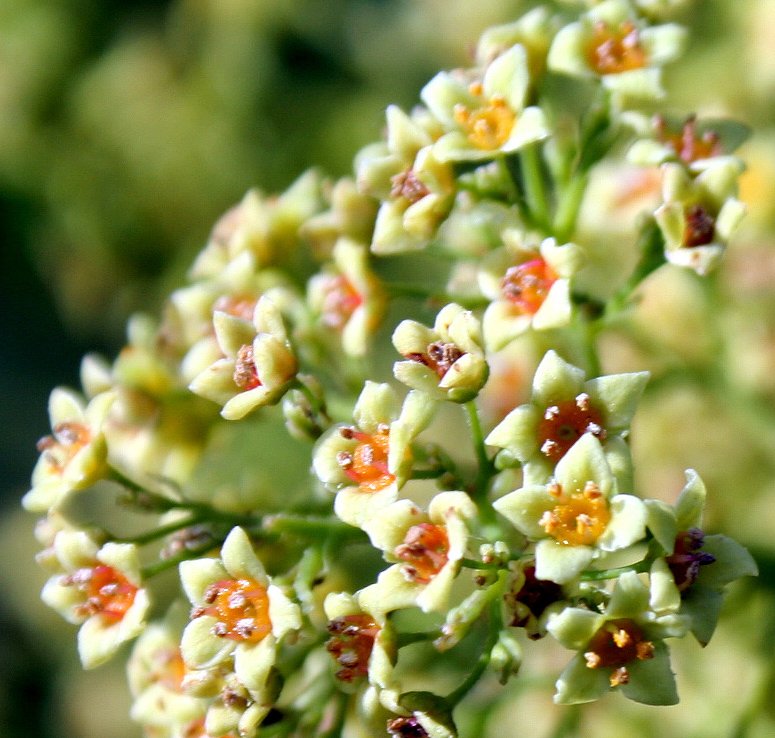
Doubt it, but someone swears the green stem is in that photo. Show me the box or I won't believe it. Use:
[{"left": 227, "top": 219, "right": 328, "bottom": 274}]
[
  {"left": 520, "top": 144, "right": 551, "bottom": 231},
  {"left": 459, "top": 557, "right": 508, "bottom": 571},
  {"left": 140, "top": 539, "right": 220, "bottom": 579},
  {"left": 397, "top": 631, "right": 441, "bottom": 648},
  {"left": 579, "top": 557, "right": 652, "bottom": 582},
  {"left": 444, "top": 598, "right": 502, "bottom": 707},
  {"left": 554, "top": 171, "right": 588, "bottom": 243},
  {"left": 264, "top": 514, "right": 368, "bottom": 543},
  {"left": 113, "top": 514, "right": 205, "bottom": 546},
  {"left": 605, "top": 219, "right": 666, "bottom": 319}
]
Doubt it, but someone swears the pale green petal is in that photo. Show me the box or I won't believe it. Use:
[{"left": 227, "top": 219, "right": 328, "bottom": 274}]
[
  {"left": 213, "top": 311, "right": 256, "bottom": 359},
  {"left": 386, "top": 104, "right": 433, "bottom": 159},
  {"left": 674, "top": 469, "right": 706, "bottom": 530},
  {"left": 483, "top": 300, "right": 532, "bottom": 352},
  {"left": 640, "top": 23, "right": 687, "bottom": 65},
  {"left": 334, "top": 482, "right": 399, "bottom": 528},
  {"left": 681, "top": 585, "right": 724, "bottom": 646},
  {"left": 535, "top": 538, "right": 594, "bottom": 584},
  {"left": 598, "top": 495, "right": 647, "bottom": 551},
  {"left": 189, "top": 358, "right": 240, "bottom": 407},
  {"left": 547, "top": 22, "right": 590, "bottom": 78},
  {"left": 604, "top": 435, "right": 634, "bottom": 496},
  {"left": 502, "top": 107, "right": 550, "bottom": 153},
  {"left": 649, "top": 558, "right": 681, "bottom": 613},
  {"left": 179, "top": 558, "right": 229, "bottom": 606},
  {"left": 585, "top": 371, "right": 649, "bottom": 431},
  {"left": 392, "top": 319, "right": 437, "bottom": 356},
  {"left": 180, "top": 616, "right": 235, "bottom": 669},
  {"left": 554, "top": 653, "right": 612, "bottom": 704},
  {"left": 532, "top": 280, "right": 572, "bottom": 331},
  {"left": 606, "top": 571, "right": 650, "bottom": 618},
  {"left": 621, "top": 642, "right": 678, "bottom": 705},
  {"left": 696, "top": 535, "right": 758, "bottom": 589},
  {"left": 483, "top": 44, "right": 529, "bottom": 111},
  {"left": 220, "top": 527, "right": 267, "bottom": 583},
  {"left": 644, "top": 499, "right": 678, "bottom": 554},
  {"left": 97, "top": 542, "right": 142, "bottom": 585},
  {"left": 493, "top": 485, "right": 553, "bottom": 539},
  {"left": 532, "top": 350, "right": 585, "bottom": 407},
  {"left": 233, "top": 637, "right": 276, "bottom": 694},
  {"left": 353, "top": 382, "right": 398, "bottom": 432},
  {"left": 546, "top": 607, "right": 602, "bottom": 649},
  {"left": 267, "top": 584, "right": 302, "bottom": 639},
  {"left": 361, "top": 499, "right": 426, "bottom": 552},
  {"left": 555, "top": 434, "right": 614, "bottom": 498},
  {"left": 485, "top": 404, "right": 541, "bottom": 460}
]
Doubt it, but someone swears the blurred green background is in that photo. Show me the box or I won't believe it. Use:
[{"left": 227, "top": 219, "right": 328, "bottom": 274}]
[{"left": 2, "top": 1, "right": 775, "bottom": 736}]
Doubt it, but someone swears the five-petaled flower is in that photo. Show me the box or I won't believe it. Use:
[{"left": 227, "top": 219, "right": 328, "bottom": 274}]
[
  {"left": 357, "top": 492, "right": 478, "bottom": 618},
  {"left": 188, "top": 295, "right": 298, "bottom": 420},
  {"left": 23, "top": 388, "right": 114, "bottom": 513},
  {"left": 179, "top": 527, "right": 301, "bottom": 705},
  {"left": 479, "top": 234, "right": 584, "bottom": 351},
  {"left": 494, "top": 434, "right": 647, "bottom": 584},
  {"left": 392, "top": 303, "right": 489, "bottom": 403},
  {"left": 312, "top": 382, "right": 436, "bottom": 528},
  {"left": 547, "top": 571, "right": 689, "bottom": 705},
  {"left": 40, "top": 531, "right": 150, "bottom": 668},
  {"left": 486, "top": 350, "right": 648, "bottom": 489}
]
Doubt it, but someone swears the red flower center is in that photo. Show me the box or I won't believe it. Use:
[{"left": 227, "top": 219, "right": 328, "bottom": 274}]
[
  {"left": 537, "top": 393, "right": 607, "bottom": 463},
  {"left": 326, "top": 614, "right": 380, "bottom": 682},
  {"left": 322, "top": 275, "right": 363, "bottom": 330}
]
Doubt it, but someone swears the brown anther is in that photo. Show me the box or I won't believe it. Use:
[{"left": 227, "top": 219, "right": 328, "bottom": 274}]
[
  {"left": 547, "top": 482, "right": 563, "bottom": 498},
  {"left": 340, "top": 427, "right": 355, "bottom": 439},
  {"left": 684, "top": 204, "right": 716, "bottom": 248},
  {"left": 636, "top": 640, "right": 655, "bottom": 660},
  {"left": 610, "top": 666, "right": 630, "bottom": 686}
]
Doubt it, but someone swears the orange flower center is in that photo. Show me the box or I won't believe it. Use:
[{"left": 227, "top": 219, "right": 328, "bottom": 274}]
[
  {"left": 537, "top": 393, "right": 607, "bottom": 463},
  {"left": 501, "top": 258, "right": 557, "bottom": 315},
  {"left": 539, "top": 481, "right": 610, "bottom": 546},
  {"left": 200, "top": 578, "right": 271, "bottom": 642},
  {"left": 394, "top": 523, "right": 450, "bottom": 583},
  {"left": 584, "top": 618, "right": 654, "bottom": 686},
  {"left": 322, "top": 275, "right": 363, "bottom": 331},
  {"left": 233, "top": 344, "right": 262, "bottom": 390},
  {"left": 70, "top": 564, "right": 138, "bottom": 623},
  {"left": 586, "top": 21, "right": 647, "bottom": 75},
  {"left": 37, "top": 421, "right": 92, "bottom": 475},
  {"left": 454, "top": 84, "right": 516, "bottom": 150},
  {"left": 326, "top": 614, "right": 380, "bottom": 682},
  {"left": 337, "top": 425, "right": 396, "bottom": 492}
]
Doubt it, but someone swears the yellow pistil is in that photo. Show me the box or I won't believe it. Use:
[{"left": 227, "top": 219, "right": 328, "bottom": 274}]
[
  {"left": 454, "top": 84, "right": 516, "bottom": 151},
  {"left": 540, "top": 481, "right": 610, "bottom": 546}
]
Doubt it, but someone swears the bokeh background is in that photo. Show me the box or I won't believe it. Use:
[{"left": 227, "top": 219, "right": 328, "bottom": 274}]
[{"left": 2, "top": 1, "right": 775, "bottom": 736}]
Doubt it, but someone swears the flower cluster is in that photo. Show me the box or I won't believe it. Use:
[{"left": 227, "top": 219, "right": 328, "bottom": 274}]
[{"left": 23, "top": 2, "right": 758, "bottom": 737}]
